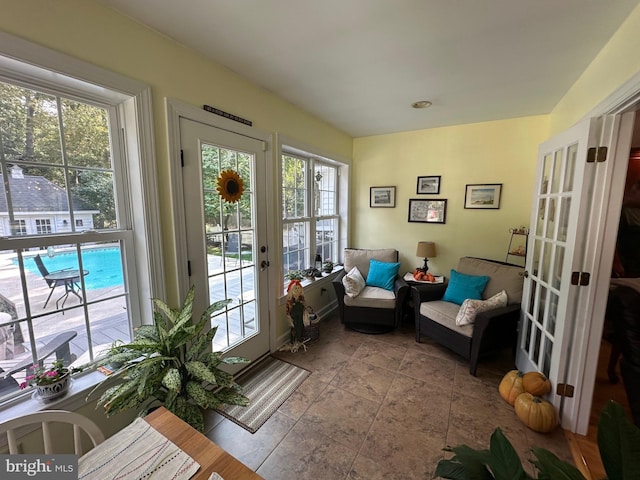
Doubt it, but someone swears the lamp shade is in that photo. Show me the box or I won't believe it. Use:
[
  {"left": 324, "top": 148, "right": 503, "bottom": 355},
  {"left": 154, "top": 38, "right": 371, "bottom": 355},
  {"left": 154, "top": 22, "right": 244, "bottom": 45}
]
[{"left": 416, "top": 241, "right": 436, "bottom": 258}]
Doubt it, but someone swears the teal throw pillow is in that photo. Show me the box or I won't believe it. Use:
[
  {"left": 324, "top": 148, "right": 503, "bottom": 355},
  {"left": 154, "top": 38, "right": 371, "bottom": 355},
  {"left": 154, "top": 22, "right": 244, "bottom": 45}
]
[
  {"left": 366, "top": 259, "right": 400, "bottom": 291},
  {"left": 442, "top": 269, "right": 490, "bottom": 305}
]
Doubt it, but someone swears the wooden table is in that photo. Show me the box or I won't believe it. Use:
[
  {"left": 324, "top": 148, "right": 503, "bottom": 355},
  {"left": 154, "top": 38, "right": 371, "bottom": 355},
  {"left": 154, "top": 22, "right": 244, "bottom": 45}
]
[{"left": 145, "top": 406, "right": 263, "bottom": 480}]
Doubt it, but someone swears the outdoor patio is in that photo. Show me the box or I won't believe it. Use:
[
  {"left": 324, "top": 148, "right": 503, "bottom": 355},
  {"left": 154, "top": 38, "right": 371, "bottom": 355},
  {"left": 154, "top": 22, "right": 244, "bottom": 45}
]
[{"left": 0, "top": 249, "right": 257, "bottom": 399}]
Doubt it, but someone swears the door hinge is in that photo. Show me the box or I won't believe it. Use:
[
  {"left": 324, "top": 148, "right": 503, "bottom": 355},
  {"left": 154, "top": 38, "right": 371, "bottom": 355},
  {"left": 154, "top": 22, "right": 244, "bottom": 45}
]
[
  {"left": 180, "top": 149, "right": 184, "bottom": 167},
  {"left": 261, "top": 141, "right": 267, "bottom": 152},
  {"left": 587, "top": 146, "right": 607, "bottom": 163},
  {"left": 556, "top": 383, "right": 575, "bottom": 398},
  {"left": 571, "top": 271, "right": 590, "bottom": 286},
  {"left": 187, "top": 260, "right": 192, "bottom": 277}
]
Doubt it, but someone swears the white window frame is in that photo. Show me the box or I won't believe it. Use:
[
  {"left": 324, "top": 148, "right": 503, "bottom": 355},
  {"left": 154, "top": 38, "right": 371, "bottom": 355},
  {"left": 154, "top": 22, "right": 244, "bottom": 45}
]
[
  {"left": 278, "top": 136, "right": 350, "bottom": 293},
  {"left": 0, "top": 32, "right": 163, "bottom": 418}
]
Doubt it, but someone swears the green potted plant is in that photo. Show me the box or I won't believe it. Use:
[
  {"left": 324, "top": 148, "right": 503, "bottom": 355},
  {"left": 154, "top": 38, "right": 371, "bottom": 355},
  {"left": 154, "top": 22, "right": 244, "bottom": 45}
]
[
  {"left": 89, "top": 286, "right": 250, "bottom": 432},
  {"left": 435, "top": 400, "right": 640, "bottom": 480},
  {"left": 20, "top": 359, "right": 82, "bottom": 400}
]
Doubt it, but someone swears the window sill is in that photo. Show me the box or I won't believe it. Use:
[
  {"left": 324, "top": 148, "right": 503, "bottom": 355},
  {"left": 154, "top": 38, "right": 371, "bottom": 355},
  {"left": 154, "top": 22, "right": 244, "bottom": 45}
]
[
  {"left": 279, "top": 267, "right": 342, "bottom": 304},
  {"left": 0, "top": 370, "right": 108, "bottom": 425}
]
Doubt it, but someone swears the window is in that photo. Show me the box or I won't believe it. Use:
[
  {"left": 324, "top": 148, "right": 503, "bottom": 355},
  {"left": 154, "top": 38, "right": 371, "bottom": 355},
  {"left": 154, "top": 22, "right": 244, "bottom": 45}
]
[
  {"left": 281, "top": 152, "right": 340, "bottom": 283},
  {"left": 0, "top": 35, "right": 161, "bottom": 407},
  {"left": 35, "top": 219, "right": 52, "bottom": 235}
]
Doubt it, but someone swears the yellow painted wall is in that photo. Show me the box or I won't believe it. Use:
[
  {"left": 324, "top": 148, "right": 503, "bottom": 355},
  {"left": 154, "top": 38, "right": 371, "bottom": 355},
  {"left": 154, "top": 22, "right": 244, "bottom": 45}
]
[
  {"left": 352, "top": 115, "right": 549, "bottom": 276},
  {"left": 550, "top": 3, "right": 640, "bottom": 134},
  {"left": 0, "top": 0, "right": 352, "bottom": 302}
]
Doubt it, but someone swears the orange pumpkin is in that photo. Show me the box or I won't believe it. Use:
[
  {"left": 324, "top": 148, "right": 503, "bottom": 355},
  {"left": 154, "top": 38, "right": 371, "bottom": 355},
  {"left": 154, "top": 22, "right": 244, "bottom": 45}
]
[
  {"left": 498, "top": 370, "right": 525, "bottom": 406},
  {"left": 514, "top": 392, "right": 557, "bottom": 433},
  {"left": 522, "top": 371, "right": 551, "bottom": 396}
]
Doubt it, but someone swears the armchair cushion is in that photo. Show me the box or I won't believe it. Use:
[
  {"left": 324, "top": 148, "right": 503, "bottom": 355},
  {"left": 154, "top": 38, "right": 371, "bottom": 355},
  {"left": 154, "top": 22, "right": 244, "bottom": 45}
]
[
  {"left": 455, "top": 290, "right": 508, "bottom": 326},
  {"left": 442, "top": 269, "right": 489, "bottom": 305},
  {"left": 457, "top": 256, "right": 524, "bottom": 304},
  {"left": 342, "top": 266, "right": 366, "bottom": 298},
  {"left": 366, "top": 259, "right": 400, "bottom": 291}
]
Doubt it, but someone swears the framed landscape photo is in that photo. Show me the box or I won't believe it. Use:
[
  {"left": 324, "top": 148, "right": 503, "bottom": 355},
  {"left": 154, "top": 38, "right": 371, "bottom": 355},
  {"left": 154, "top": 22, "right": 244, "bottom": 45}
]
[
  {"left": 464, "top": 184, "right": 502, "bottom": 209},
  {"left": 370, "top": 186, "right": 396, "bottom": 208},
  {"left": 408, "top": 198, "right": 447, "bottom": 223},
  {"left": 416, "top": 176, "right": 441, "bottom": 194}
]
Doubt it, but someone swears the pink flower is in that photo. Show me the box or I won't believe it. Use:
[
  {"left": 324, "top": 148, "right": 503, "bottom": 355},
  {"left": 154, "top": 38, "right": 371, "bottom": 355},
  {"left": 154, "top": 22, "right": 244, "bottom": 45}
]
[{"left": 19, "top": 382, "right": 27, "bottom": 390}]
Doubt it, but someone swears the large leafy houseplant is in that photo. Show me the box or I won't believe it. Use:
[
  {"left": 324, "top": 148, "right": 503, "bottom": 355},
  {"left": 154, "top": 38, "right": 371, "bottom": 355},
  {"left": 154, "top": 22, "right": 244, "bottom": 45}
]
[
  {"left": 90, "top": 286, "right": 250, "bottom": 432},
  {"left": 435, "top": 401, "right": 640, "bottom": 480}
]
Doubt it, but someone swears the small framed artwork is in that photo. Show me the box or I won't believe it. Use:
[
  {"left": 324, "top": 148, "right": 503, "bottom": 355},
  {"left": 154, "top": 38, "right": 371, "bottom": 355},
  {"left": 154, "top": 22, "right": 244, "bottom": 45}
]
[
  {"left": 370, "top": 186, "right": 396, "bottom": 208},
  {"left": 416, "top": 176, "right": 441, "bottom": 194},
  {"left": 408, "top": 198, "right": 447, "bottom": 223},
  {"left": 464, "top": 184, "right": 502, "bottom": 209}
]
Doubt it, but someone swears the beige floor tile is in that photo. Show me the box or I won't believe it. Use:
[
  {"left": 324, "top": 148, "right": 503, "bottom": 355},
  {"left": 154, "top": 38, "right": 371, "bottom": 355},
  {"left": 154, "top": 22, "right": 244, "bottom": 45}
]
[
  {"left": 256, "top": 420, "right": 358, "bottom": 480},
  {"left": 359, "top": 414, "right": 447, "bottom": 479},
  {"left": 207, "top": 411, "right": 296, "bottom": 471},
  {"left": 352, "top": 338, "right": 407, "bottom": 371},
  {"left": 277, "top": 374, "right": 329, "bottom": 421},
  {"left": 300, "top": 385, "right": 379, "bottom": 449},
  {"left": 347, "top": 453, "right": 426, "bottom": 480},
  {"left": 330, "top": 359, "right": 395, "bottom": 403},
  {"left": 399, "top": 348, "right": 457, "bottom": 388}
]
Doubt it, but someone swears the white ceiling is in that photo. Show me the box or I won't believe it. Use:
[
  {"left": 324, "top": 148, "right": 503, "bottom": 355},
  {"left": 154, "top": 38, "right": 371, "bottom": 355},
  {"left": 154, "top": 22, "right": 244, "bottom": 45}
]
[{"left": 103, "top": 0, "right": 640, "bottom": 137}]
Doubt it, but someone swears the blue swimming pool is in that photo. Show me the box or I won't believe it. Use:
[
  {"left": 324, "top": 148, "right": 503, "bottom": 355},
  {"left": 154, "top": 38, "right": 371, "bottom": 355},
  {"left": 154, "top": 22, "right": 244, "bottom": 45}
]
[{"left": 20, "top": 247, "right": 124, "bottom": 290}]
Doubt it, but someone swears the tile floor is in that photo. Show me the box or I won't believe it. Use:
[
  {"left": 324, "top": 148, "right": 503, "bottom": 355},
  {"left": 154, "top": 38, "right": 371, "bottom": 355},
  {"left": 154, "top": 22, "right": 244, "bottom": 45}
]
[{"left": 203, "top": 314, "right": 573, "bottom": 480}]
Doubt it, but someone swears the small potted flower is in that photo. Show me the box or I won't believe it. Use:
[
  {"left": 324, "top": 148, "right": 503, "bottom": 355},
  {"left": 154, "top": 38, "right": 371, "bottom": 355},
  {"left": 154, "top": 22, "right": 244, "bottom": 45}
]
[{"left": 20, "top": 359, "right": 82, "bottom": 400}]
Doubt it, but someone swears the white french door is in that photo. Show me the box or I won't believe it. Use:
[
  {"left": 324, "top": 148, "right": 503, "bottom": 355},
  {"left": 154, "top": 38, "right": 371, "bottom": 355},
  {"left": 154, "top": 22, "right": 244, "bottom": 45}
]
[
  {"left": 516, "top": 117, "right": 602, "bottom": 422},
  {"left": 180, "top": 118, "right": 270, "bottom": 369}
]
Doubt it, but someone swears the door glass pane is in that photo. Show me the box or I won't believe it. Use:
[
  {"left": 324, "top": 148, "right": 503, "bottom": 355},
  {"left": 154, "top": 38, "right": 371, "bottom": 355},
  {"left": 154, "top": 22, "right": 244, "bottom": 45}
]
[
  {"left": 533, "top": 326, "right": 542, "bottom": 364},
  {"left": 536, "top": 199, "right": 546, "bottom": 236},
  {"left": 551, "top": 150, "right": 562, "bottom": 194},
  {"left": 557, "top": 198, "right": 571, "bottom": 242},
  {"left": 541, "top": 153, "right": 552, "bottom": 194},
  {"left": 532, "top": 239, "right": 542, "bottom": 278},
  {"left": 547, "top": 291, "right": 559, "bottom": 336},
  {"left": 537, "top": 286, "right": 547, "bottom": 327},
  {"left": 552, "top": 246, "right": 565, "bottom": 289},
  {"left": 543, "top": 336, "right": 553, "bottom": 377},
  {"left": 523, "top": 316, "right": 532, "bottom": 354},
  {"left": 563, "top": 144, "right": 578, "bottom": 192},
  {"left": 545, "top": 199, "right": 556, "bottom": 239}
]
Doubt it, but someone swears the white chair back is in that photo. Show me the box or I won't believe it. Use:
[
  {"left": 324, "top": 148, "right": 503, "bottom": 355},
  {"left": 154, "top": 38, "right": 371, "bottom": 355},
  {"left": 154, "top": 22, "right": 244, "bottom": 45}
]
[{"left": 0, "top": 409, "right": 105, "bottom": 455}]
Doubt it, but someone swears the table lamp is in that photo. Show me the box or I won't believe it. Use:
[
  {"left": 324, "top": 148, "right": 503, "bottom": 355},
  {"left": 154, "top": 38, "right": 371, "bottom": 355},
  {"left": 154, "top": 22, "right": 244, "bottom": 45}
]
[{"left": 416, "top": 241, "right": 436, "bottom": 272}]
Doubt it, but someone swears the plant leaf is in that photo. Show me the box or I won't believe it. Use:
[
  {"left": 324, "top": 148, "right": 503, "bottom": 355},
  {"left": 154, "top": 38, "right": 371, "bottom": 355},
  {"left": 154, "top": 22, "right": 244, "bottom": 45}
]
[
  {"left": 221, "top": 356, "right": 250, "bottom": 365},
  {"left": 185, "top": 361, "right": 217, "bottom": 385},
  {"left": 597, "top": 400, "right": 640, "bottom": 480},
  {"left": 162, "top": 368, "right": 182, "bottom": 392},
  {"left": 186, "top": 381, "right": 210, "bottom": 408},
  {"left": 133, "top": 325, "right": 159, "bottom": 342},
  {"left": 486, "top": 428, "right": 528, "bottom": 480},
  {"left": 531, "top": 448, "right": 586, "bottom": 480},
  {"left": 213, "top": 387, "right": 249, "bottom": 407}
]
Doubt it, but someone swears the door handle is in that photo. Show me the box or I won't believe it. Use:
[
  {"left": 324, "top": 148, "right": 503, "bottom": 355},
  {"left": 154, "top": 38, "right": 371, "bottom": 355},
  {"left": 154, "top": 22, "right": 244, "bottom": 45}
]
[
  {"left": 524, "top": 271, "right": 529, "bottom": 278},
  {"left": 260, "top": 260, "right": 270, "bottom": 270}
]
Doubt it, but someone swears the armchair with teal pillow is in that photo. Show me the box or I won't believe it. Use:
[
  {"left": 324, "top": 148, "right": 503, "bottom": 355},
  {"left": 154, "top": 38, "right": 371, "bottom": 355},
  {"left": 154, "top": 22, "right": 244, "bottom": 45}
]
[
  {"left": 332, "top": 248, "right": 408, "bottom": 333},
  {"left": 412, "top": 257, "right": 525, "bottom": 375}
]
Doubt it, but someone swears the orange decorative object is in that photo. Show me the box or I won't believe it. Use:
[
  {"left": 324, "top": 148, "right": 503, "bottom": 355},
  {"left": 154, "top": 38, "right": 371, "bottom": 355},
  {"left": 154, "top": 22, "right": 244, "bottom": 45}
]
[
  {"left": 498, "top": 369, "right": 525, "bottom": 406},
  {"left": 522, "top": 371, "right": 552, "bottom": 396},
  {"left": 514, "top": 392, "right": 557, "bottom": 433}
]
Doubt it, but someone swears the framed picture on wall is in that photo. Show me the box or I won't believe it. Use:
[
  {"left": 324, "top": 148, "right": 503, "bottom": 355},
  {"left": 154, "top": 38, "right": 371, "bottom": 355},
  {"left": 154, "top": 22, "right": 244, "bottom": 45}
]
[
  {"left": 416, "top": 176, "right": 441, "bottom": 194},
  {"left": 408, "top": 199, "right": 447, "bottom": 223},
  {"left": 464, "top": 184, "right": 502, "bottom": 209},
  {"left": 370, "top": 186, "right": 396, "bottom": 208}
]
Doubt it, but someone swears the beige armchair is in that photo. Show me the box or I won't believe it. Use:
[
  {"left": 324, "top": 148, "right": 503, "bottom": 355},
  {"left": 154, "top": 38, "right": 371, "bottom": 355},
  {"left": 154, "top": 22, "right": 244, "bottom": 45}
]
[{"left": 332, "top": 248, "right": 409, "bottom": 333}]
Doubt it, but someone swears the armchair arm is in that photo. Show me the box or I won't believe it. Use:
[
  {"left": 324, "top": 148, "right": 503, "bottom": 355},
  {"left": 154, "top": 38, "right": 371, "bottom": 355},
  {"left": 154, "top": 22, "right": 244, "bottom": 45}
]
[
  {"left": 411, "top": 283, "right": 447, "bottom": 304},
  {"left": 469, "top": 303, "right": 521, "bottom": 375}
]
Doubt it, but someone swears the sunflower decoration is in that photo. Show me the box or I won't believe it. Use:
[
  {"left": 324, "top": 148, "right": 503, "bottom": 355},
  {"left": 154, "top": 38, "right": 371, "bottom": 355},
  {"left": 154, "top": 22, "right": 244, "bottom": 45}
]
[{"left": 216, "top": 169, "right": 244, "bottom": 203}]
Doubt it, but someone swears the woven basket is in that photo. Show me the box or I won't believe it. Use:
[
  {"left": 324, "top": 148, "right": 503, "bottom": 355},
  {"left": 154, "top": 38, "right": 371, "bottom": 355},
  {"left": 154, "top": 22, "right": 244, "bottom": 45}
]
[{"left": 303, "top": 321, "right": 320, "bottom": 342}]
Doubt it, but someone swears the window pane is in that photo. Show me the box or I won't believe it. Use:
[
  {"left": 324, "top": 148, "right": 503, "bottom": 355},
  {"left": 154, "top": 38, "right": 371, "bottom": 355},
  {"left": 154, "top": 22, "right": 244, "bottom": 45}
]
[
  {"left": 62, "top": 99, "right": 111, "bottom": 169},
  {"left": 0, "top": 83, "right": 62, "bottom": 165},
  {"left": 282, "top": 155, "right": 307, "bottom": 219}
]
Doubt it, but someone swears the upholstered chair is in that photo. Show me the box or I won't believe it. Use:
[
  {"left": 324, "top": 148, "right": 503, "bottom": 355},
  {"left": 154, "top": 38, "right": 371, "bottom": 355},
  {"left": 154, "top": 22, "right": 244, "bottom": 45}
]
[{"left": 332, "top": 248, "right": 409, "bottom": 333}]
